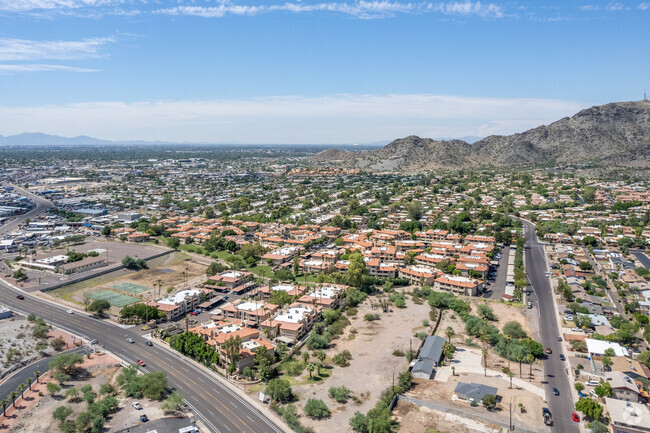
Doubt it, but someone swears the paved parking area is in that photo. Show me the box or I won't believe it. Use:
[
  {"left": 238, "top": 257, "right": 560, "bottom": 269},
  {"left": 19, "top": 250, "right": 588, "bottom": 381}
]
[{"left": 114, "top": 416, "right": 197, "bottom": 433}]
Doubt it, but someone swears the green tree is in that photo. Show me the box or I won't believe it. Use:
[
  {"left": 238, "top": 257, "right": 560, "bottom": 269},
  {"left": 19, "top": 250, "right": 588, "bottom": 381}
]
[
  {"left": 445, "top": 326, "right": 455, "bottom": 344},
  {"left": 265, "top": 378, "right": 292, "bottom": 403},
  {"left": 87, "top": 299, "right": 111, "bottom": 317},
  {"left": 161, "top": 391, "right": 184, "bottom": 414},
  {"left": 477, "top": 304, "right": 497, "bottom": 321},
  {"left": 575, "top": 398, "right": 603, "bottom": 420},
  {"left": 47, "top": 382, "right": 61, "bottom": 396},
  {"left": 502, "top": 321, "right": 527, "bottom": 339},
  {"left": 482, "top": 394, "right": 497, "bottom": 410},
  {"left": 52, "top": 405, "right": 73, "bottom": 422},
  {"left": 304, "top": 399, "right": 330, "bottom": 419},
  {"left": 594, "top": 381, "right": 613, "bottom": 398},
  {"left": 328, "top": 386, "right": 352, "bottom": 403},
  {"left": 64, "top": 387, "right": 79, "bottom": 400},
  {"left": 49, "top": 353, "right": 84, "bottom": 376},
  {"left": 346, "top": 252, "right": 368, "bottom": 288},
  {"left": 407, "top": 201, "right": 424, "bottom": 221}
]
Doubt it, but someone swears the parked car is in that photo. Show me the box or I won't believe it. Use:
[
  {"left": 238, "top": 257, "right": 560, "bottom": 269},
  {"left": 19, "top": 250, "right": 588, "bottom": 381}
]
[
  {"left": 552, "top": 387, "right": 559, "bottom": 396},
  {"left": 136, "top": 360, "right": 146, "bottom": 367},
  {"left": 585, "top": 380, "right": 599, "bottom": 386},
  {"left": 557, "top": 336, "right": 562, "bottom": 341},
  {"left": 559, "top": 354, "right": 566, "bottom": 361},
  {"left": 589, "top": 389, "right": 598, "bottom": 397},
  {"left": 572, "top": 413, "right": 580, "bottom": 422},
  {"left": 189, "top": 311, "right": 198, "bottom": 316},
  {"left": 66, "top": 309, "right": 74, "bottom": 314},
  {"left": 132, "top": 402, "right": 142, "bottom": 410},
  {"left": 140, "top": 414, "right": 148, "bottom": 423}
]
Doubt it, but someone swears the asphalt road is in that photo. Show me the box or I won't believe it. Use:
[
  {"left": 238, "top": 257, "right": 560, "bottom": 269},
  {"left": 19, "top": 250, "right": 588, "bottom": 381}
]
[
  {"left": 521, "top": 220, "right": 579, "bottom": 433},
  {"left": 0, "top": 345, "right": 90, "bottom": 405},
  {"left": 0, "top": 184, "right": 53, "bottom": 234},
  {"left": 0, "top": 281, "right": 283, "bottom": 433}
]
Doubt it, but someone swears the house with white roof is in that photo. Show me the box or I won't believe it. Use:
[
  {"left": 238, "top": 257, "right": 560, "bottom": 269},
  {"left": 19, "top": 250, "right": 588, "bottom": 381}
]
[{"left": 585, "top": 338, "right": 630, "bottom": 357}]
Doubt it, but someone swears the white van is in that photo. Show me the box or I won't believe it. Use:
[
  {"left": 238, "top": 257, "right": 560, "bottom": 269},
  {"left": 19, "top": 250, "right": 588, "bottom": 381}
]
[{"left": 585, "top": 380, "right": 599, "bottom": 386}]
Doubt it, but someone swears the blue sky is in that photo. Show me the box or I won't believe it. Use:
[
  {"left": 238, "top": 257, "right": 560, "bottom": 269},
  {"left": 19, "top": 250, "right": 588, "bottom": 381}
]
[{"left": 0, "top": 0, "right": 648, "bottom": 143}]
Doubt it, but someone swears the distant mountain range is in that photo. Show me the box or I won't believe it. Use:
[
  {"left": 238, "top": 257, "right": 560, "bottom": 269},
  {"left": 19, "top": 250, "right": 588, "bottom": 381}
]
[
  {"left": 0, "top": 132, "right": 482, "bottom": 148},
  {"left": 312, "top": 100, "right": 650, "bottom": 170}
]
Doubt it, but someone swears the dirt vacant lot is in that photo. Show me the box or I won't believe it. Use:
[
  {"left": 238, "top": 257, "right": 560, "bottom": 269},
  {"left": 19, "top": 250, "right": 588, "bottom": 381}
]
[{"left": 291, "top": 292, "right": 432, "bottom": 433}]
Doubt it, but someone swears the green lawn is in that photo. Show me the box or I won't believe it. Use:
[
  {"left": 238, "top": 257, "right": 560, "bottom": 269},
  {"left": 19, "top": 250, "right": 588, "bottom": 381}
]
[
  {"left": 248, "top": 265, "right": 273, "bottom": 278},
  {"left": 212, "top": 250, "right": 240, "bottom": 261},
  {"left": 295, "top": 274, "right": 318, "bottom": 283}
]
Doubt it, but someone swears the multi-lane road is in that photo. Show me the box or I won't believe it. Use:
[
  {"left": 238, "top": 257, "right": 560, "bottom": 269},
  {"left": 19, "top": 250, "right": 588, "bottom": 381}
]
[
  {"left": 0, "top": 184, "right": 53, "bottom": 233},
  {"left": 0, "top": 280, "right": 284, "bottom": 433},
  {"left": 521, "top": 219, "right": 578, "bottom": 433}
]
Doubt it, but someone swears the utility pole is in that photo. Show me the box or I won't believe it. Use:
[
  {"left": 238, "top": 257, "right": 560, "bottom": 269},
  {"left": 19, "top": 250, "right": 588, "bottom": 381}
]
[{"left": 509, "top": 401, "right": 513, "bottom": 430}]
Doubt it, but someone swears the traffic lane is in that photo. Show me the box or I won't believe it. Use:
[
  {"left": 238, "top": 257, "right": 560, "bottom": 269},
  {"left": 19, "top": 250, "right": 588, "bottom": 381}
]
[
  {"left": 522, "top": 223, "right": 578, "bottom": 433},
  {"left": 0, "top": 285, "right": 283, "bottom": 433},
  {"left": 0, "top": 345, "right": 89, "bottom": 404}
]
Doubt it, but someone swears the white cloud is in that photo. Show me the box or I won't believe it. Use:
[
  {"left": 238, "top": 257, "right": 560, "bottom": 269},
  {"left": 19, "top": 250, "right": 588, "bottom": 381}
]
[
  {"left": 157, "top": 1, "right": 503, "bottom": 19},
  {"left": 431, "top": 1, "right": 503, "bottom": 18},
  {"left": 639, "top": 2, "right": 649, "bottom": 10},
  {"left": 0, "top": 94, "right": 587, "bottom": 143},
  {"left": 0, "top": 0, "right": 116, "bottom": 12},
  {"left": 0, "top": 64, "right": 98, "bottom": 72},
  {"left": 0, "top": 37, "right": 113, "bottom": 62},
  {"left": 605, "top": 2, "right": 627, "bottom": 11},
  {"left": 580, "top": 5, "right": 599, "bottom": 11}
]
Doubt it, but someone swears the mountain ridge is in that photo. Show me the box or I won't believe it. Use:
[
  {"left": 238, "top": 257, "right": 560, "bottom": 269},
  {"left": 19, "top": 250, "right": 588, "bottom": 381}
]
[{"left": 312, "top": 100, "right": 650, "bottom": 170}]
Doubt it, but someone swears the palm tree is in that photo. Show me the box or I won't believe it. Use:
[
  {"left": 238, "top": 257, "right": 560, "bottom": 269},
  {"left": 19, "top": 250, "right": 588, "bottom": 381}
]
[
  {"left": 1, "top": 399, "right": 8, "bottom": 417},
  {"left": 315, "top": 350, "right": 326, "bottom": 365},
  {"left": 184, "top": 316, "right": 189, "bottom": 332},
  {"left": 34, "top": 370, "right": 41, "bottom": 384},
  {"left": 517, "top": 354, "right": 523, "bottom": 378},
  {"left": 18, "top": 384, "right": 26, "bottom": 399},
  {"left": 302, "top": 352, "right": 310, "bottom": 364},
  {"left": 503, "top": 367, "right": 514, "bottom": 389},
  {"left": 9, "top": 391, "right": 17, "bottom": 408},
  {"left": 526, "top": 354, "right": 534, "bottom": 381},
  {"left": 505, "top": 335, "right": 512, "bottom": 370},
  {"left": 451, "top": 366, "right": 456, "bottom": 377},
  {"left": 481, "top": 348, "right": 488, "bottom": 377},
  {"left": 306, "top": 362, "right": 317, "bottom": 379},
  {"left": 445, "top": 326, "right": 455, "bottom": 344},
  {"left": 25, "top": 378, "right": 32, "bottom": 392}
]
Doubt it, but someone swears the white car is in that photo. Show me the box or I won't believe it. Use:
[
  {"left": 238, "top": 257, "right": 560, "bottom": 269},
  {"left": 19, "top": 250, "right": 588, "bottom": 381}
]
[
  {"left": 66, "top": 309, "right": 74, "bottom": 314},
  {"left": 585, "top": 380, "right": 599, "bottom": 386},
  {"left": 132, "top": 402, "right": 142, "bottom": 410}
]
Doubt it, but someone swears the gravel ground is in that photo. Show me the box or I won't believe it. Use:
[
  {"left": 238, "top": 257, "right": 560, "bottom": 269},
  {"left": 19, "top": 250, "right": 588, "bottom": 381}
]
[{"left": 291, "top": 291, "right": 432, "bottom": 433}]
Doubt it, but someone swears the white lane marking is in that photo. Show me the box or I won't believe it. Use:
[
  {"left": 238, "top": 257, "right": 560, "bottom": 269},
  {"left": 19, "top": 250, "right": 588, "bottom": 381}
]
[{"left": 184, "top": 400, "right": 222, "bottom": 433}]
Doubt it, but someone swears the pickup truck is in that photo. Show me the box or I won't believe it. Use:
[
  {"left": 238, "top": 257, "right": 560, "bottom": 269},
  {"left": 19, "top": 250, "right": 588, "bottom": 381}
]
[{"left": 543, "top": 407, "right": 553, "bottom": 426}]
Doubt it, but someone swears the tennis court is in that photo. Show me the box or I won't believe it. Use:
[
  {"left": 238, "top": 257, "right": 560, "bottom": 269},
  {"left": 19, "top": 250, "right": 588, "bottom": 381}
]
[
  {"left": 87, "top": 290, "right": 139, "bottom": 307},
  {"left": 113, "top": 282, "right": 150, "bottom": 294}
]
